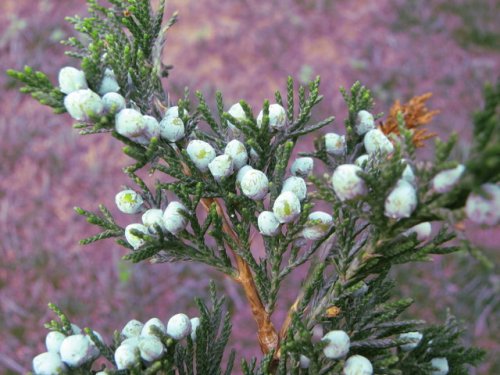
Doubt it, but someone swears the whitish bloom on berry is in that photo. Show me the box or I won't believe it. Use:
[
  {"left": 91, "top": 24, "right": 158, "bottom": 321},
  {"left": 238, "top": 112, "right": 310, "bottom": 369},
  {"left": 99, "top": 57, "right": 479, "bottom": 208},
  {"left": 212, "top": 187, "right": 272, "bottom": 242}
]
[
  {"left": 167, "top": 313, "right": 192, "bottom": 340},
  {"left": 141, "top": 318, "right": 167, "bottom": 337},
  {"left": 138, "top": 336, "right": 164, "bottom": 362},
  {"left": 385, "top": 179, "right": 417, "bottom": 219},
  {"left": 142, "top": 209, "right": 165, "bottom": 233},
  {"left": 241, "top": 169, "right": 269, "bottom": 200},
  {"left": 115, "top": 108, "right": 146, "bottom": 142},
  {"left": 70, "top": 324, "right": 82, "bottom": 335},
  {"left": 355, "top": 154, "right": 370, "bottom": 168},
  {"left": 224, "top": 140, "right": 248, "bottom": 170},
  {"left": 355, "top": 110, "right": 375, "bottom": 136},
  {"left": 143, "top": 115, "right": 160, "bottom": 141},
  {"left": 64, "top": 89, "right": 103, "bottom": 121},
  {"left": 190, "top": 317, "right": 200, "bottom": 341},
  {"left": 331, "top": 164, "right": 368, "bottom": 201},
  {"left": 163, "top": 201, "right": 188, "bottom": 234},
  {"left": 465, "top": 183, "right": 500, "bottom": 226},
  {"left": 431, "top": 164, "right": 465, "bottom": 193},
  {"left": 186, "top": 140, "right": 217, "bottom": 172},
  {"left": 321, "top": 330, "right": 350, "bottom": 359},
  {"left": 46, "top": 331, "right": 66, "bottom": 353},
  {"left": 402, "top": 162, "right": 416, "bottom": 185},
  {"left": 121, "top": 320, "right": 144, "bottom": 339},
  {"left": 299, "top": 355, "right": 310, "bottom": 369},
  {"left": 98, "top": 68, "right": 120, "bottom": 95},
  {"left": 282, "top": 176, "right": 307, "bottom": 201},
  {"left": 364, "top": 129, "right": 394, "bottom": 155},
  {"left": 115, "top": 190, "right": 144, "bottom": 214},
  {"left": 258, "top": 211, "right": 281, "bottom": 236},
  {"left": 273, "top": 191, "right": 301, "bottom": 223},
  {"left": 430, "top": 357, "right": 449, "bottom": 375},
  {"left": 115, "top": 344, "right": 138, "bottom": 370},
  {"left": 59, "top": 334, "right": 95, "bottom": 367},
  {"left": 125, "top": 223, "right": 148, "bottom": 249},
  {"left": 303, "top": 211, "right": 333, "bottom": 240},
  {"left": 33, "top": 352, "right": 68, "bottom": 375},
  {"left": 399, "top": 331, "right": 423, "bottom": 351},
  {"left": 325, "top": 133, "right": 346, "bottom": 155},
  {"left": 257, "top": 103, "right": 287, "bottom": 130},
  {"left": 403, "top": 222, "right": 432, "bottom": 242},
  {"left": 209, "top": 154, "right": 234, "bottom": 181},
  {"left": 58, "top": 67, "right": 88, "bottom": 94},
  {"left": 343, "top": 355, "right": 373, "bottom": 375},
  {"left": 102, "top": 92, "right": 126, "bottom": 114},
  {"left": 227, "top": 103, "right": 247, "bottom": 135},
  {"left": 291, "top": 157, "right": 313, "bottom": 178},
  {"left": 236, "top": 165, "right": 254, "bottom": 186},
  {"left": 159, "top": 106, "right": 186, "bottom": 142},
  {"left": 120, "top": 337, "right": 140, "bottom": 349}
]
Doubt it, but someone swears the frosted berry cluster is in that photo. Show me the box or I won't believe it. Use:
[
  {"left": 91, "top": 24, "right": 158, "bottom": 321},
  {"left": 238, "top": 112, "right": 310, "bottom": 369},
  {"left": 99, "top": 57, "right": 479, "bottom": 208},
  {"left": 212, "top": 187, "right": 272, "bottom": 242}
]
[
  {"left": 297, "top": 329, "right": 375, "bottom": 375},
  {"left": 298, "top": 328, "right": 448, "bottom": 374},
  {"left": 328, "top": 110, "right": 419, "bottom": 221},
  {"left": 32, "top": 323, "right": 101, "bottom": 374},
  {"left": 255, "top": 154, "right": 333, "bottom": 241},
  {"left": 60, "top": 66, "right": 188, "bottom": 146},
  {"left": 50, "top": 60, "right": 492, "bottom": 375},
  {"left": 114, "top": 190, "right": 189, "bottom": 248},
  {"left": 32, "top": 314, "right": 200, "bottom": 374},
  {"left": 182, "top": 100, "right": 333, "bottom": 242},
  {"left": 114, "top": 314, "right": 197, "bottom": 370},
  {"left": 328, "top": 110, "right": 395, "bottom": 207},
  {"left": 185, "top": 102, "right": 284, "bottom": 186},
  {"left": 327, "top": 109, "right": 500, "bottom": 231}
]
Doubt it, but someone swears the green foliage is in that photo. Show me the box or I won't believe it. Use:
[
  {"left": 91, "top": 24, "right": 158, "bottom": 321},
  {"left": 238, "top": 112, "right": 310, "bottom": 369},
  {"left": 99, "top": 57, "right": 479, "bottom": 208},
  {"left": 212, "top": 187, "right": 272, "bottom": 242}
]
[
  {"left": 301, "top": 81, "right": 372, "bottom": 168},
  {"left": 241, "top": 351, "right": 277, "bottom": 375},
  {"left": 340, "top": 81, "right": 375, "bottom": 148},
  {"left": 397, "top": 312, "right": 486, "bottom": 374},
  {"left": 74, "top": 204, "right": 124, "bottom": 245},
  {"left": 176, "top": 282, "right": 235, "bottom": 375},
  {"left": 249, "top": 275, "right": 485, "bottom": 374},
  {"left": 469, "top": 81, "right": 500, "bottom": 184},
  {"left": 45, "top": 303, "right": 74, "bottom": 335},
  {"left": 6, "top": 66, "right": 65, "bottom": 113},
  {"left": 64, "top": 0, "right": 175, "bottom": 114}
]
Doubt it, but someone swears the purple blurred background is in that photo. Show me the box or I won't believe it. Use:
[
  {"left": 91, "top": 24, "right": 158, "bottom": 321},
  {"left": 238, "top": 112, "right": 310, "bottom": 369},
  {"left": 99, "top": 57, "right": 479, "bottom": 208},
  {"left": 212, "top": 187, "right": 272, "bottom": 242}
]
[{"left": 1, "top": 0, "right": 499, "bottom": 373}]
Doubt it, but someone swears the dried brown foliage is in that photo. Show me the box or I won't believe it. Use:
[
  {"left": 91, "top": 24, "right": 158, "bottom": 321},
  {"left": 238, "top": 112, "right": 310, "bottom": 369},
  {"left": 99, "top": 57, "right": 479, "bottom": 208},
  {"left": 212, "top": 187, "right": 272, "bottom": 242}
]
[{"left": 381, "top": 93, "right": 439, "bottom": 147}]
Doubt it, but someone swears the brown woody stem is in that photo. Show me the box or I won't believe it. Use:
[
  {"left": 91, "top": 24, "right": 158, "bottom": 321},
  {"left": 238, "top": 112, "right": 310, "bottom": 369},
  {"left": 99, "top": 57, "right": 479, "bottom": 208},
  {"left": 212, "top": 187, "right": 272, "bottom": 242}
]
[
  {"left": 201, "top": 197, "right": 278, "bottom": 354},
  {"left": 179, "top": 159, "right": 278, "bottom": 354}
]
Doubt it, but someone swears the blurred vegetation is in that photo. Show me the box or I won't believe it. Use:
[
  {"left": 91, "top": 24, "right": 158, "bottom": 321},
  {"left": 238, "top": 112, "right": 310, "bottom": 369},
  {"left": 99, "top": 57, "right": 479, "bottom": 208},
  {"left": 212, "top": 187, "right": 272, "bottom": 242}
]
[
  {"left": 393, "top": 0, "right": 500, "bottom": 51},
  {"left": 439, "top": 1, "right": 500, "bottom": 51}
]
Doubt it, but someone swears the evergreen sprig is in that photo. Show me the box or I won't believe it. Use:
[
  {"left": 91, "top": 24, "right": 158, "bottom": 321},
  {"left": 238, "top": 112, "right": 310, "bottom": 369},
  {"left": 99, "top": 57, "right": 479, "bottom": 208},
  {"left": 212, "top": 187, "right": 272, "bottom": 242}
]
[
  {"left": 175, "top": 282, "right": 235, "bottom": 375},
  {"left": 6, "top": 66, "right": 65, "bottom": 112},
  {"left": 10, "top": 1, "right": 495, "bottom": 374}
]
